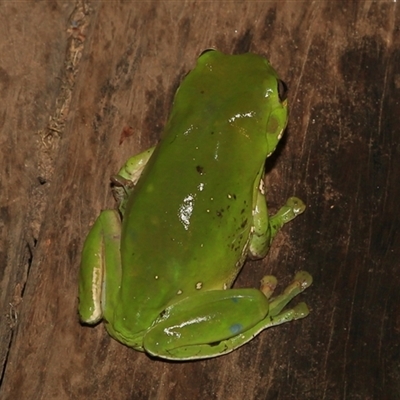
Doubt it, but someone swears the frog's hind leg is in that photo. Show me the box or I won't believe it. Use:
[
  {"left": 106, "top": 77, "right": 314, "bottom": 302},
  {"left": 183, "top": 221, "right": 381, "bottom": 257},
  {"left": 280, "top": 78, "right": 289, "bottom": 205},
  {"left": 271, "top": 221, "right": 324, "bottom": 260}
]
[
  {"left": 142, "top": 272, "right": 312, "bottom": 360},
  {"left": 79, "top": 210, "right": 122, "bottom": 325}
]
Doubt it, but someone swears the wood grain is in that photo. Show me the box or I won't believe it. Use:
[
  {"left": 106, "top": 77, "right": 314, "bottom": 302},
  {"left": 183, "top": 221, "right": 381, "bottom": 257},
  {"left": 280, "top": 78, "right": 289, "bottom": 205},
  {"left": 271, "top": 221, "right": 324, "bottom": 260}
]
[{"left": 0, "top": 1, "right": 399, "bottom": 399}]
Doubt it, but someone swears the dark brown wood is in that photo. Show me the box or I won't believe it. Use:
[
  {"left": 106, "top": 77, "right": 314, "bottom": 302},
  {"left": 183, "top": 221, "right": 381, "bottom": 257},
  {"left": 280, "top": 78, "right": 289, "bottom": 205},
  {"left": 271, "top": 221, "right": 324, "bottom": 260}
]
[{"left": 1, "top": 1, "right": 399, "bottom": 399}]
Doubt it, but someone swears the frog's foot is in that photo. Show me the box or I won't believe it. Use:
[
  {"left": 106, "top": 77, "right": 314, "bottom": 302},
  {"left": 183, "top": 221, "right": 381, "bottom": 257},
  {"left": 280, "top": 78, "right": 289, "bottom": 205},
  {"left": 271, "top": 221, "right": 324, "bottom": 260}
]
[
  {"left": 111, "top": 146, "right": 156, "bottom": 214},
  {"left": 241, "top": 271, "right": 312, "bottom": 344},
  {"left": 267, "top": 271, "right": 312, "bottom": 317},
  {"left": 269, "top": 197, "right": 306, "bottom": 238},
  {"left": 260, "top": 275, "right": 277, "bottom": 299},
  {"left": 111, "top": 174, "right": 136, "bottom": 213}
]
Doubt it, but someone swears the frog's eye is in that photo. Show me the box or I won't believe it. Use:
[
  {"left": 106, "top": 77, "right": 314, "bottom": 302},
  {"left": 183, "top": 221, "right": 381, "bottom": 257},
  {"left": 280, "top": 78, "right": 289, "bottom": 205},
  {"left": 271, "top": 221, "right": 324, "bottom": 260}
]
[{"left": 277, "top": 79, "right": 288, "bottom": 102}]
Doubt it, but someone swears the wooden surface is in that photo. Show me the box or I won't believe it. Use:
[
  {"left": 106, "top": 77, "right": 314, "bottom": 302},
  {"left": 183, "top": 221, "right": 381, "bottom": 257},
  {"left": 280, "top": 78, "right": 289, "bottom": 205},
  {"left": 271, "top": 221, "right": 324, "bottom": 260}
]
[{"left": 1, "top": 1, "right": 399, "bottom": 399}]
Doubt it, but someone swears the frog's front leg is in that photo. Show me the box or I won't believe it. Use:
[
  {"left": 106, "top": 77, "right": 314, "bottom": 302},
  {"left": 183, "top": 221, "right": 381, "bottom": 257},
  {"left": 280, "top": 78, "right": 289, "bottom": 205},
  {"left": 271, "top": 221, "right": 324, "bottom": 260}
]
[
  {"left": 111, "top": 146, "right": 155, "bottom": 213},
  {"left": 142, "top": 272, "right": 312, "bottom": 360},
  {"left": 79, "top": 210, "right": 122, "bottom": 324},
  {"left": 248, "top": 179, "right": 306, "bottom": 259}
]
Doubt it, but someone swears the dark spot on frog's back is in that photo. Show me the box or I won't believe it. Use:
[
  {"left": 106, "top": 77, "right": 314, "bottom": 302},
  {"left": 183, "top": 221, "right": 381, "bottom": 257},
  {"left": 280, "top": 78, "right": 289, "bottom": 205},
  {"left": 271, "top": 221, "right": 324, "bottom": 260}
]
[
  {"left": 216, "top": 208, "right": 224, "bottom": 218},
  {"left": 240, "top": 219, "right": 248, "bottom": 229},
  {"left": 196, "top": 165, "right": 204, "bottom": 174}
]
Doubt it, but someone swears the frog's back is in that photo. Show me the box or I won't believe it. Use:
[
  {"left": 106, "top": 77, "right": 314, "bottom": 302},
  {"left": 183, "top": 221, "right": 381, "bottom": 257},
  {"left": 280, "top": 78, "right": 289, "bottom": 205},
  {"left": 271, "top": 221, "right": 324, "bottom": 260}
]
[{"left": 118, "top": 51, "right": 284, "bottom": 325}]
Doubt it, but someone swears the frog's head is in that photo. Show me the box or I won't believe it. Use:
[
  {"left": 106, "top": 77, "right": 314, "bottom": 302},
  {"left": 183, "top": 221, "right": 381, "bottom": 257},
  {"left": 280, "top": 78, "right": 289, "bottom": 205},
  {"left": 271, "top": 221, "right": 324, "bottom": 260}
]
[{"left": 173, "top": 50, "right": 289, "bottom": 159}]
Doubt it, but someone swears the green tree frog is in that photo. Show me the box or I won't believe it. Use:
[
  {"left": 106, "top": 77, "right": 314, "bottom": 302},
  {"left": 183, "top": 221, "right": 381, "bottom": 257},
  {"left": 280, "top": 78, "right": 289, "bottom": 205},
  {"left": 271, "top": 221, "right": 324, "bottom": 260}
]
[{"left": 79, "top": 50, "right": 312, "bottom": 360}]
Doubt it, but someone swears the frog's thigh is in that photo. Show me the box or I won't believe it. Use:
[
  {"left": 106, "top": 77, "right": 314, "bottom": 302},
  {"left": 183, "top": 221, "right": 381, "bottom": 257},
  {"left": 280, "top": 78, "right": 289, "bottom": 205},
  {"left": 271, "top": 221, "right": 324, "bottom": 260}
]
[
  {"left": 79, "top": 210, "right": 122, "bottom": 324},
  {"left": 143, "top": 288, "right": 269, "bottom": 359}
]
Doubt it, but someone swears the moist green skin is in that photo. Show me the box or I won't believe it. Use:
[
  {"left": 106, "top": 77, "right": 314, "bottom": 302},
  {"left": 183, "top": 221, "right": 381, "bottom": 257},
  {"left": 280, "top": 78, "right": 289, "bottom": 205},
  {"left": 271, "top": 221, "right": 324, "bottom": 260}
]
[{"left": 79, "top": 50, "right": 311, "bottom": 360}]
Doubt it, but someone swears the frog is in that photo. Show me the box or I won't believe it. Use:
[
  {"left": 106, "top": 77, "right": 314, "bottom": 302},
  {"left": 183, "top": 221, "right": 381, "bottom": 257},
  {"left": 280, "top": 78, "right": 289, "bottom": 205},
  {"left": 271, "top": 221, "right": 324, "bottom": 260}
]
[{"left": 79, "top": 50, "right": 312, "bottom": 360}]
